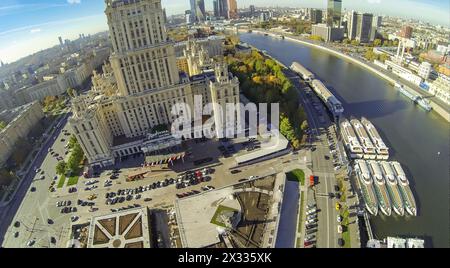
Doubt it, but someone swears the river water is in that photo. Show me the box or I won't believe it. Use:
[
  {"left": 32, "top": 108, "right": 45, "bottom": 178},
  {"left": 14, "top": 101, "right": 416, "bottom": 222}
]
[{"left": 240, "top": 33, "right": 449, "bottom": 248}]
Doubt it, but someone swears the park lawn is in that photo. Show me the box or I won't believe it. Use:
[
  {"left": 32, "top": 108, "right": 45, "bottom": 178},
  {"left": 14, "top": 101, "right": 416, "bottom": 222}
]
[
  {"left": 342, "top": 229, "right": 351, "bottom": 248},
  {"left": 66, "top": 176, "right": 79, "bottom": 186},
  {"left": 287, "top": 169, "right": 305, "bottom": 186},
  {"left": 341, "top": 208, "right": 351, "bottom": 248},
  {"left": 57, "top": 175, "right": 66, "bottom": 188}
]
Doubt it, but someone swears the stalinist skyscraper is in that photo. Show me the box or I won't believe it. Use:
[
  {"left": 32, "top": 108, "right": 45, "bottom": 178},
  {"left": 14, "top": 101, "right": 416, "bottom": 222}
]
[{"left": 69, "top": 0, "right": 240, "bottom": 169}]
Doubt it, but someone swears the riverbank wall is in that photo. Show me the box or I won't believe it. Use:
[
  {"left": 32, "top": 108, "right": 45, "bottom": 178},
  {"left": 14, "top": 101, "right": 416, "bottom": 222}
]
[{"left": 241, "top": 29, "right": 450, "bottom": 122}]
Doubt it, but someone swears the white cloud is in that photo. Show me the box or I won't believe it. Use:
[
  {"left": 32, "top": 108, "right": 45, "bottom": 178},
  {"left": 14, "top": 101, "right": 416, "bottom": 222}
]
[
  {"left": 67, "top": 0, "right": 81, "bottom": 4},
  {"left": 30, "top": 28, "right": 41, "bottom": 34},
  {"left": 367, "top": 0, "right": 382, "bottom": 4}
]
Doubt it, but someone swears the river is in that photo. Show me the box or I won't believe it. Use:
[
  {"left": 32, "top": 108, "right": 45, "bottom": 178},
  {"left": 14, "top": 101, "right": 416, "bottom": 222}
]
[{"left": 239, "top": 32, "right": 450, "bottom": 248}]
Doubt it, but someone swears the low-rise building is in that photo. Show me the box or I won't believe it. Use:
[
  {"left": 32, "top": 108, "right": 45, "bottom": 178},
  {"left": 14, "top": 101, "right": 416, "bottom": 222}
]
[
  {"left": 15, "top": 78, "right": 64, "bottom": 104},
  {"left": 0, "top": 101, "right": 44, "bottom": 167},
  {"left": 429, "top": 74, "right": 450, "bottom": 106},
  {"left": 418, "top": 61, "right": 433, "bottom": 80},
  {"left": 385, "top": 60, "right": 423, "bottom": 86},
  {"left": 312, "top": 23, "right": 344, "bottom": 42}
]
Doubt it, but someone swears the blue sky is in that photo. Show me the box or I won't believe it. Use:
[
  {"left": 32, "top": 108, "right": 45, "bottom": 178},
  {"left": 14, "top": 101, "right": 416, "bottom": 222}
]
[{"left": 0, "top": 0, "right": 449, "bottom": 64}]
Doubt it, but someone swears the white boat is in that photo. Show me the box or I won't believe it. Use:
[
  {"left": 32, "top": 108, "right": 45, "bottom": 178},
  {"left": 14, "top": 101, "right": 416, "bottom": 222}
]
[
  {"left": 311, "top": 79, "right": 344, "bottom": 118},
  {"left": 354, "top": 160, "right": 379, "bottom": 216},
  {"left": 350, "top": 118, "right": 377, "bottom": 160},
  {"left": 340, "top": 118, "right": 364, "bottom": 159},
  {"left": 395, "top": 83, "right": 419, "bottom": 102},
  {"left": 379, "top": 161, "right": 405, "bottom": 216},
  {"left": 361, "top": 117, "right": 389, "bottom": 160},
  {"left": 416, "top": 97, "right": 432, "bottom": 112},
  {"left": 391, "top": 161, "right": 417, "bottom": 216},
  {"left": 368, "top": 160, "right": 392, "bottom": 216}
]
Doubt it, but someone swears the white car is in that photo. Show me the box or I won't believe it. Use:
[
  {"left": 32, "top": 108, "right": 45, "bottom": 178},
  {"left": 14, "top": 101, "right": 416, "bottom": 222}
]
[
  {"left": 26, "top": 240, "right": 35, "bottom": 247},
  {"left": 337, "top": 225, "right": 343, "bottom": 234},
  {"left": 306, "top": 219, "right": 317, "bottom": 225},
  {"left": 307, "top": 209, "right": 317, "bottom": 215},
  {"left": 337, "top": 215, "right": 343, "bottom": 223}
]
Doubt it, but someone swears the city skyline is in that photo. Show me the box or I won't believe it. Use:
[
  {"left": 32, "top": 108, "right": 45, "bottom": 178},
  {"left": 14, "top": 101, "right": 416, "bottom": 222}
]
[{"left": 0, "top": 0, "right": 449, "bottom": 64}]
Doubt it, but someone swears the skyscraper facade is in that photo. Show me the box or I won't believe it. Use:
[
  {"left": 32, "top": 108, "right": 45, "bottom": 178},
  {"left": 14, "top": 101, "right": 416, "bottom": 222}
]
[
  {"left": 213, "top": 0, "right": 220, "bottom": 17},
  {"left": 347, "top": 11, "right": 357, "bottom": 40},
  {"left": 219, "top": 0, "right": 229, "bottom": 18},
  {"left": 400, "top": 25, "right": 413, "bottom": 39},
  {"left": 310, "top": 9, "right": 323, "bottom": 24},
  {"left": 190, "top": 0, "right": 206, "bottom": 22},
  {"left": 348, "top": 11, "right": 376, "bottom": 43},
  {"left": 58, "top": 36, "right": 64, "bottom": 47},
  {"left": 327, "top": 0, "right": 342, "bottom": 28},
  {"left": 355, "top": 13, "right": 374, "bottom": 43},
  {"left": 69, "top": 0, "right": 240, "bottom": 168},
  {"left": 227, "top": 0, "right": 238, "bottom": 19},
  {"left": 249, "top": 5, "right": 255, "bottom": 15}
]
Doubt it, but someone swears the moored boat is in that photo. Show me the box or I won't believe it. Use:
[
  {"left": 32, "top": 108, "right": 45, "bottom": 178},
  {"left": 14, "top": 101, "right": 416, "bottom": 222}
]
[
  {"left": 351, "top": 118, "right": 377, "bottom": 160},
  {"left": 340, "top": 118, "right": 364, "bottom": 159},
  {"left": 379, "top": 161, "right": 405, "bottom": 216},
  {"left": 368, "top": 160, "right": 392, "bottom": 216},
  {"left": 354, "top": 160, "right": 379, "bottom": 216},
  {"left": 361, "top": 117, "right": 389, "bottom": 160},
  {"left": 391, "top": 161, "right": 417, "bottom": 216}
]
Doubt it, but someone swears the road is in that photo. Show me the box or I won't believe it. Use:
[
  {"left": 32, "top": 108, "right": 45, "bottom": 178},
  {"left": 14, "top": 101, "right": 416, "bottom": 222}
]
[
  {"left": 286, "top": 70, "right": 341, "bottom": 248},
  {"left": 0, "top": 112, "right": 71, "bottom": 248}
]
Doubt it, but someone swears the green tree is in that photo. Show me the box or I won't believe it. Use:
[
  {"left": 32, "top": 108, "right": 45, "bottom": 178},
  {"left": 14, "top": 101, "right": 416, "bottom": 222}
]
[
  {"left": 310, "top": 35, "right": 324, "bottom": 42},
  {"left": 351, "top": 40, "right": 360, "bottom": 46},
  {"left": 373, "top": 39, "right": 382, "bottom": 47},
  {"left": 280, "top": 115, "right": 296, "bottom": 141},
  {"left": 342, "top": 38, "right": 350, "bottom": 45},
  {"left": 56, "top": 161, "right": 66, "bottom": 175},
  {"left": 300, "top": 120, "right": 309, "bottom": 131},
  {"left": 379, "top": 53, "right": 390, "bottom": 62},
  {"left": 228, "top": 35, "right": 240, "bottom": 46},
  {"left": 0, "top": 121, "right": 6, "bottom": 130},
  {"left": 67, "top": 88, "right": 76, "bottom": 98},
  {"left": 68, "top": 135, "right": 78, "bottom": 149}
]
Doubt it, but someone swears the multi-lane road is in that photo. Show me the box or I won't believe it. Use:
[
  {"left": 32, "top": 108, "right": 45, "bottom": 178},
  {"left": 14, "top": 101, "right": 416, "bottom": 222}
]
[
  {"left": 287, "top": 69, "right": 343, "bottom": 248},
  {"left": 0, "top": 113, "right": 71, "bottom": 248}
]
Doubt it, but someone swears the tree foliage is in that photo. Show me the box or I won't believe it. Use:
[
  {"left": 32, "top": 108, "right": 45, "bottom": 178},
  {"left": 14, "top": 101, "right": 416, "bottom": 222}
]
[
  {"left": 226, "top": 48, "right": 308, "bottom": 149},
  {"left": 56, "top": 161, "right": 66, "bottom": 175},
  {"left": 66, "top": 141, "right": 84, "bottom": 176}
]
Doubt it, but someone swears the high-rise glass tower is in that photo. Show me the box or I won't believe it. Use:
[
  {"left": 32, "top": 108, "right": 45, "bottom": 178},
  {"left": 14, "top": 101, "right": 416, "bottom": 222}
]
[
  {"left": 190, "top": 0, "right": 206, "bottom": 22},
  {"left": 327, "top": 0, "right": 342, "bottom": 27}
]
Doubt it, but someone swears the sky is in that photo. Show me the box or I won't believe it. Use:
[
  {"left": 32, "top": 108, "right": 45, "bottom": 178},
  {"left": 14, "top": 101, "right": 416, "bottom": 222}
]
[{"left": 0, "top": 0, "right": 449, "bottom": 64}]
